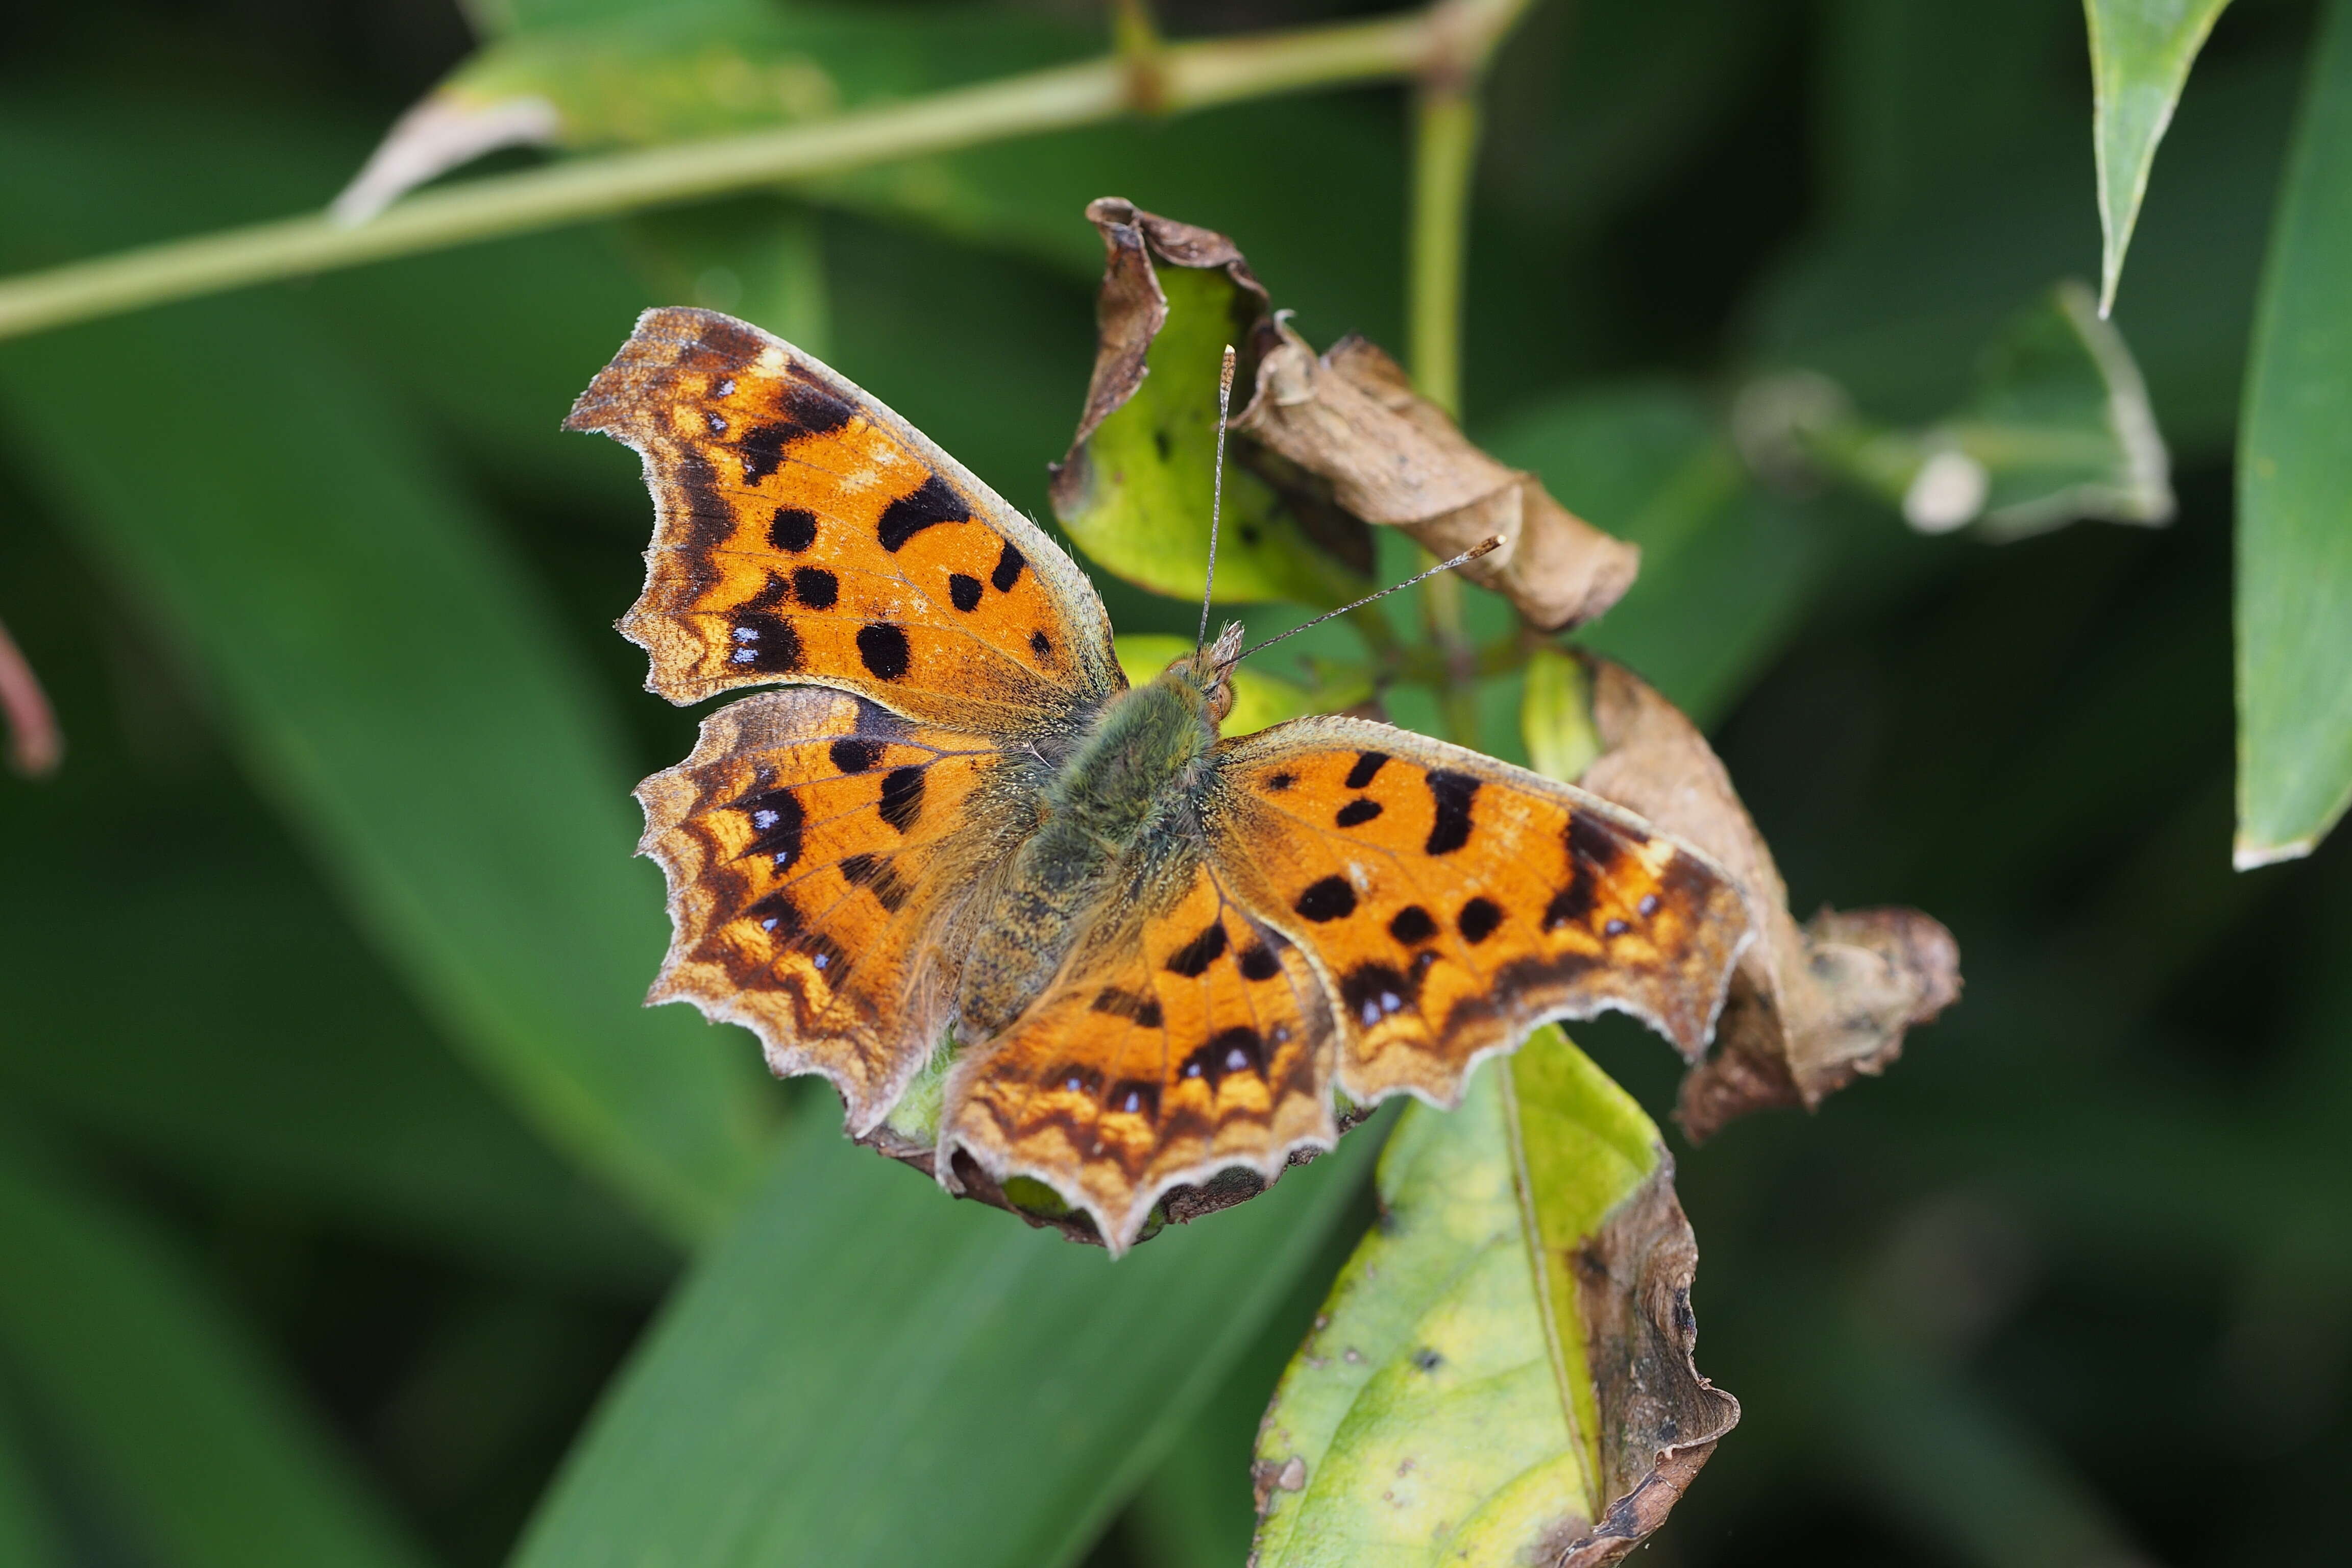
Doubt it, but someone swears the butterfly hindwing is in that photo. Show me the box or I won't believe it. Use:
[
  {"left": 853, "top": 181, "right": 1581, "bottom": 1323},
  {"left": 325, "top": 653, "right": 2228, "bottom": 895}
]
[
  {"left": 1208, "top": 715, "right": 1753, "bottom": 1108},
  {"left": 635, "top": 686, "right": 1020, "bottom": 1131},
  {"left": 945, "top": 853, "right": 1339, "bottom": 1251},
  {"left": 567, "top": 307, "right": 1123, "bottom": 731}
]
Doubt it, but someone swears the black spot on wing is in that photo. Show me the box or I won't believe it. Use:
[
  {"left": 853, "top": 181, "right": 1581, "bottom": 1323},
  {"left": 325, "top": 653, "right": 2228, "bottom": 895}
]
[
  {"left": 1567, "top": 812, "right": 1625, "bottom": 872},
  {"left": 877, "top": 473, "right": 965, "bottom": 552},
  {"left": 1180, "top": 1025, "right": 1265, "bottom": 1087},
  {"left": 1165, "top": 922, "right": 1229, "bottom": 977},
  {"left": 856, "top": 623, "right": 912, "bottom": 680},
  {"left": 735, "top": 787, "right": 805, "bottom": 869},
  {"left": 791, "top": 566, "right": 838, "bottom": 609},
  {"left": 1544, "top": 870, "right": 1596, "bottom": 933},
  {"left": 1237, "top": 943, "right": 1283, "bottom": 982},
  {"left": 877, "top": 766, "right": 925, "bottom": 833},
  {"left": 1335, "top": 798, "right": 1382, "bottom": 828},
  {"left": 991, "top": 540, "right": 1027, "bottom": 592},
  {"left": 728, "top": 612, "right": 803, "bottom": 674},
  {"left": 1387, "top": 905, "right": 1438, "bottom": 945},
  {"left": 1458, "top": 896, "right": 1503, "bottom": 944},
  {"left": 829, "top": 738, "right": 883, "bottom": 775},
  {"left": 737, "top": 377, "right": 854, "bottom": 484},
  {"left": 838, "top": 852, "right": 911, "bottom": 913},
  {"left": 1344, "top": 752, "right": 1390, "bottom": 790},
  {"left": 1424, "top": 770, "right": 1480, "bottom": 855},
  {"left": 776, "top": 373, "right": 854, "bottom": 436},
  {"left": 1091, "top": 987, "right": 1165, "bottom": 1028},
  {"left": 1030, "top": 629, "right": 1052, "bottom": 661},
  {"left": 743, "top": 889, "right": 801, "bottom": 937},
  {"left": 1265, "top": 771, "right": 1295, "bottom": 793},
  {"left": 1295, "top": 876, "right": 1356, "bottom": 922},
  {"left": 738, "top": 426, "right": 792, "bottom": 486},
  {"left": 1340, "top": 963, "right": 1417, "bottom": 1030},
  {"left": 948, "top": 573, "right": 983, "bottom": 612},
  {"left": 770, "top": 506, "right": 818, "bottom": 552}
]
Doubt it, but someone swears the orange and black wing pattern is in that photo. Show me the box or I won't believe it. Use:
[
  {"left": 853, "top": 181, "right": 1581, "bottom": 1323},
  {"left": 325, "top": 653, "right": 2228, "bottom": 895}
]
[
  {"left": 566, "top": 307, "right": 1122, "bottom": 733},
  {"left": 635, "top": 686, "right": 1025, "bottom": 1132},
  {"left": 945, "top": 855, "right": 1338, "bottom": 1253},
  {"left": 1210, "top": 716, "right": 1753, "bottom": 1108}
]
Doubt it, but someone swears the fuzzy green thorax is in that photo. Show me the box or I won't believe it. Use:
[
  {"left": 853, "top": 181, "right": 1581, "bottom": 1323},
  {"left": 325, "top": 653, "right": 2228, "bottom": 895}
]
[{"left": 955, "top": 627, "right": 1243, "bottom": 1037}]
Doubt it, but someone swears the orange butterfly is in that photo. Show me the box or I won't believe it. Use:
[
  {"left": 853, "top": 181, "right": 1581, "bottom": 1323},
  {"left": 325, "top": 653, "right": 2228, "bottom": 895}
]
[{"left": 568, "top": 308, "right": 1753, "bottom": 1252}]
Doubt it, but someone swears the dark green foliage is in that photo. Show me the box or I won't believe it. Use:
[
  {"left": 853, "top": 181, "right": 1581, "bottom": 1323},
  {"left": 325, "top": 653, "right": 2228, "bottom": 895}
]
[{"left": 0, "top": 2, "right": 2344, "bottom": 1565}]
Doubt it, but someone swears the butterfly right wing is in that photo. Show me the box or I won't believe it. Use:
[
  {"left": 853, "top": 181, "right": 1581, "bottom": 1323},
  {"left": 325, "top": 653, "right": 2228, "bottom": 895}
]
[{"left": 635, "top": 685, "right": 1031, "bottom": 1132}]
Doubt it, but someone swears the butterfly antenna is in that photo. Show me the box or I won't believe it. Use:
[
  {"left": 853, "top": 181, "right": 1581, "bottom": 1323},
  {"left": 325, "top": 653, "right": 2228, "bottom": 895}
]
[
  {"left": 1233, "top": 537, "right": 1504, "bottom": 664},
  {"left": 1197, "top": 345, "right": 1238, "bottom": 651}
]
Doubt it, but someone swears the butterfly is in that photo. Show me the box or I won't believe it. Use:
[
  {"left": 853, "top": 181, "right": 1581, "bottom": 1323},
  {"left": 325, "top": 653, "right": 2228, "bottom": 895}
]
[{"left": 567, "top": 307, "right": 1754, "bottom": 1253}]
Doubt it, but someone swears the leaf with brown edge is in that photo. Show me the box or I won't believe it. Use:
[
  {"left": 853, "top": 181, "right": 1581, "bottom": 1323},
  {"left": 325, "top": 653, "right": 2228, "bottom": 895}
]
[
  {"left": 1049, "top": 198, "right": 1373, "bottom": 609},
  {"left": 1234, "top": 319, "right": 1640, "bottom": 630},
  {"left": 1524, "top": 650, "right": 1962, "bottom": 1140},
  {"left": 1252, "top": 1026, "right": 1735, "bottom": 1568}
]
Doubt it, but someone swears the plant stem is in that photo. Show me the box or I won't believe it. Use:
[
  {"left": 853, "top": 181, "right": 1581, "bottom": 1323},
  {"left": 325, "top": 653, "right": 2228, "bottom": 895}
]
[
  {"left": 0, "top": 10, "right": 1441, "bottom": 343},
  {"left": 1407, "top": 75, "right": 1486, "bottom": 746}
]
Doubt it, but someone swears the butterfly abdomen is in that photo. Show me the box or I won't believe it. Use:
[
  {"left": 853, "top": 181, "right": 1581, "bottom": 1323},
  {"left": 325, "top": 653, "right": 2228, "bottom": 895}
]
[{"left": 958, "top": 672, "right": 1220, "bottom": 1039}]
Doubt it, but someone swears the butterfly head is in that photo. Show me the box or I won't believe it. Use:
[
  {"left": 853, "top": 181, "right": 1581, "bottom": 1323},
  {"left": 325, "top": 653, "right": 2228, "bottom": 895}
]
[{"left": 1165, "top": 619, "right": 1247, "bottom": 728}]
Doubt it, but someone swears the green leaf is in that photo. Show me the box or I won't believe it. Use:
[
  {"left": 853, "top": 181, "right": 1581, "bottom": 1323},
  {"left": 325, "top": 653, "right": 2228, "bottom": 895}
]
[
  {"left": 1519, "top": 645, "right": 1603, "bottom": 784},
  {"left": 0, "top": 764, "right": 670, "bottom": 1289},
  {"left": 2085, "top": 0, "right": 2234, "bottom": 315},
  {"left": 1115, "top": 635, "right": 1317, "bottom": 737},
  {"left": 512, "top": 1105, "right": 1379, "bottom": 1568},
  {"left": 0, "top": 1384, "right": 64, "bottom": 1568},
  {"left": 0, "top": 292, "right": 770, "bottom": 1242},
  {"left": 1783, "top": 281, "right": 2173, "bottom": 540},
  {"left": 2236, "top": 0, "right": 2352, "bottom": 868},
  {"left": 1254, "top": 1028, "right": 1735, "bottom": 1567},
  {"left": 619, "top": 198, "right": 830, "bottom": 353},
  {"left": 0, "top": 1128, "right": 435, "bottom": 1568},
  {"left": 1054, "top": 258, "right": 1371, "bottom": 611}
]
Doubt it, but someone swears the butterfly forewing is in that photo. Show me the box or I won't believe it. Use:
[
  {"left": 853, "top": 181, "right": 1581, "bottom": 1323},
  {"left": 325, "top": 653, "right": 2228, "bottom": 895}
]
[
  {"left": 946, "top": 856, "right": 1338, "bottom": 1251},
  {"left": 1207, "top": 717, "right": 1753, "bottom": 1108},
  {"left": 635, "top": 687, "right": 1021, "bottom": 1132},
  {"left": 567, "top": 307, "right": 1121, "bottom": 731}
]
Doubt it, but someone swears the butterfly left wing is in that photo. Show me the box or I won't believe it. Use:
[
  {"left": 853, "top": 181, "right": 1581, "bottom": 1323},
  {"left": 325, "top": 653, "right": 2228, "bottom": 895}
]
[
  {"left": 1207, "top": 716, "right": 1753, "bottom": 1109},
  {"left": 636, "top": 685, "right": 1026, "bottom": 1133},
  {"left": 567, "top": 307, "right": 1122, "bottom": 733},
  {"left": 943, "top": 853, "right": 1339, "bottom": 1253}
]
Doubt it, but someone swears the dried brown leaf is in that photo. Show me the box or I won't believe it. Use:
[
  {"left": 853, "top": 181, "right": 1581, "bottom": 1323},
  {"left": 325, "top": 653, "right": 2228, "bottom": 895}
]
[
  {"left": 1235, "top": 323, "right": 1640, "bottom": 629},
  {"left": 1570, "top": 654, "right": 1961, "bottom": 1139},
  {"left": 1559, "top": 1164, "right": 1741, "bottom": 1566}
]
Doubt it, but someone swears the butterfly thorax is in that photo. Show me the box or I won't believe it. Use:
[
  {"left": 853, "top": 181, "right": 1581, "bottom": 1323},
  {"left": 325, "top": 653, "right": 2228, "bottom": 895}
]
[{"left": 957, "top": 660, "right": 1230, "bottom": 1039}]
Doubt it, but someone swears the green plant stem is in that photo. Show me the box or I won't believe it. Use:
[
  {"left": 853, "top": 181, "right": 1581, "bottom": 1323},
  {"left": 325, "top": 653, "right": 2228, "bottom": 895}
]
[
  {"left": 0, "top": 1, "right": 1543, "bottom": 344},
  {"left": 1408, "top": 76, "right": 1486, "bottom": 746}
]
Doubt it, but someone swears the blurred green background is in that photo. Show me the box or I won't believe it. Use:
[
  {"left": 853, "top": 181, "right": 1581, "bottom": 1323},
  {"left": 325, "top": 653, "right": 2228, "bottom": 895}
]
[{"left": 1, "top": 1, "right": 2346, "bottom": 1564}]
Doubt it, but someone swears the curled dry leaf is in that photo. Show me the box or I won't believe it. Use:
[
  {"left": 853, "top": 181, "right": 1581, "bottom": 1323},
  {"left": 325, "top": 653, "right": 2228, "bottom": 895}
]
[
  {"left": 1253, "top": 1028, "right": 1735, "bottom": 1567},
  {"left": 1528, "top": 650, "right": 1960, "bottom": 1140},
  {"left": 1050, "top": 198, "right": 1372, "bottom": 607},
  {"left": 1235, "top": 324, "right": 1640, "bottom": 630}
]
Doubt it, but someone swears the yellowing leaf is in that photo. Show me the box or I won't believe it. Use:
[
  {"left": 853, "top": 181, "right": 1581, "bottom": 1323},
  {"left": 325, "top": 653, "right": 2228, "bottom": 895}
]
[
  {"left": 1114, "top": 635, "right": 1316, "bottom": 738},
  {"left": 1254, "top": 1028, "right": 1735, "bottom": 1568},
  {"left": 1052, "top": 201, "right": 1372, "bottom": 609}
]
